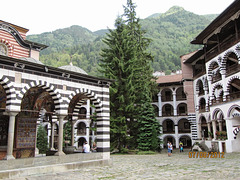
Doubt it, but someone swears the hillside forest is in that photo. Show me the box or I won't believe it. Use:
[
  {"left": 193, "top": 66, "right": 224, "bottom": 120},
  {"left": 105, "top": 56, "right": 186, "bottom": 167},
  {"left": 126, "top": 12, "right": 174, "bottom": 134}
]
[{"left": 27, "top": 6, "right": 218, "bottom": 77}]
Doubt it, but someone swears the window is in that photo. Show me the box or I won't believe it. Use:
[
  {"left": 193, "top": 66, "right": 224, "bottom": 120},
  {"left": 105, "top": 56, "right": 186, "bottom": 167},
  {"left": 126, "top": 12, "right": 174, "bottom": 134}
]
[{"left": 0, "top": 43, "right": 7, "bottom": 56}]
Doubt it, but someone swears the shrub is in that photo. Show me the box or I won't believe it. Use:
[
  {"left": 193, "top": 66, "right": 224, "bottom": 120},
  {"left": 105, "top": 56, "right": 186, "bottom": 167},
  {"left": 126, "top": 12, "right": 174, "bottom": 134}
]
[{"left": 37, "top": 124, "right": 48, "bottom": 154}]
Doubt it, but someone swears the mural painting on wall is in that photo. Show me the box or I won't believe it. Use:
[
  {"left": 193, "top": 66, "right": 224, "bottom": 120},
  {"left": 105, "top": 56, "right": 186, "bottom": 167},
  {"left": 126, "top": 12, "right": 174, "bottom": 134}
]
[
  {"left": 15, "top": 87, "right": 55, "bottom": 158},
  {"left": 21, "top": 87, "right": 54, "bottom": 118}
]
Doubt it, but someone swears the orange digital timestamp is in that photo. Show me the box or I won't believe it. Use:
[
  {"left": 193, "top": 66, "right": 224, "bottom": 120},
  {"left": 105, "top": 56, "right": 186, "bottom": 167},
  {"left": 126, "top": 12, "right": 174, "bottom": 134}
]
[{"left": 188, "top": 152, "right": 225, "bottom": 158}]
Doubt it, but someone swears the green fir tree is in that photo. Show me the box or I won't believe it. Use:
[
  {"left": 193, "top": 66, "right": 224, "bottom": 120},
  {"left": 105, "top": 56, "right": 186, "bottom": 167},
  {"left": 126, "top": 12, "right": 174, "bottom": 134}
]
[
  {"left": 100, "top": 17, "right": 136, "bottom": 152},
  {"left": 37, "top": 124, "right": 48, "bottom": 154},
  {"left": 100, "top": 0, "right": 160, "bottom": 152}
]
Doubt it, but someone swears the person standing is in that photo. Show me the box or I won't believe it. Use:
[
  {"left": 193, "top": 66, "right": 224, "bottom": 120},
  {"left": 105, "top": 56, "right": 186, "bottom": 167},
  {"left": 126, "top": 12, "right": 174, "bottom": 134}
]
[
  {"left": 167, "top": 141, "right": 172, "bottom": 157},
  {"left": 179, "top": 141, "right": 183, "bottom": 152}
]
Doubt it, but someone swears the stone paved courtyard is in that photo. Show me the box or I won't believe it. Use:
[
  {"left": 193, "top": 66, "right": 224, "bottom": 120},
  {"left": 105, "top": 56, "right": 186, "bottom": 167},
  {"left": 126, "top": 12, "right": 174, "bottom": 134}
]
[{"left": 8, "top": 151, "right": 240, "bottom": 180}]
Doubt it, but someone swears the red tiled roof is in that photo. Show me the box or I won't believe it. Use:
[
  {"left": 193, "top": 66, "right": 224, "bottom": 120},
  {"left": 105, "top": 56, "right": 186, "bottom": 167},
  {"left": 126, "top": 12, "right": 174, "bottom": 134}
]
[{"left": 156, "top": 74, "right": 182, "bottom": 84}]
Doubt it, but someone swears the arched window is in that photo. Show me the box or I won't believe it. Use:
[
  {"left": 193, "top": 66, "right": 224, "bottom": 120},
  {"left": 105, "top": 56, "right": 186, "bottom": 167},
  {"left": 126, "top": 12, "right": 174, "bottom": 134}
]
[
  {"left": 199, "top": 98, "right": 206, "bottom": 112},
  {"left": 162, "top": 119, "right": 174, "bottom": 133},
  {"left": 176, "top": 87, "right": 186, "bottom": 101},
  {"left": 79, "top": 107, "right": 87, "bottom": 119},
  {"left": 177, "top": 103, "right": 187, "bottom": 115},
  {"left": 161, "top": 88, "right": 172, "bottom": 102},
  {"left": 162, "top": 104, "right": 173, "bottom": 116},
  {"left": 198, "top": 80, "right": 204, "bottom": 96},
  {"left": 77, "top": 122, "right": 86, "bottom": 135},
  {"left": 0, "top": 43, "right": 8, "bottom": 56}
]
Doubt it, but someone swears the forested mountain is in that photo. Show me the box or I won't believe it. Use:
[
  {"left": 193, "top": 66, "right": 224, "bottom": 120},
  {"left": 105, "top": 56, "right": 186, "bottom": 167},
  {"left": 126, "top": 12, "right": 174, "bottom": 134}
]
[{"left": 27, "top": 6, "right": 218, "bottom": 76}]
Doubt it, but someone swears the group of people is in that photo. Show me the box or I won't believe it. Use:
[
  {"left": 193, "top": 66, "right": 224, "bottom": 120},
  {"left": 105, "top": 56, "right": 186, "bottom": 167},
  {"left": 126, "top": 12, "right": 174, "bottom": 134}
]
[
  {"left": 82, "top": 141, "right": 97, "bottom": 153},
  {"left": 167, "top": 141, "right": 184, "bottom": 156}
]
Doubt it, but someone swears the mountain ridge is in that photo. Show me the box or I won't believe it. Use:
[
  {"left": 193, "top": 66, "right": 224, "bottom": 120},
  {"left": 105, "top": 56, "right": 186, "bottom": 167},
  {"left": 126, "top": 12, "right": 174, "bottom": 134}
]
[{"left": 26, "top": 6, "right": 218, "bottom": 76}]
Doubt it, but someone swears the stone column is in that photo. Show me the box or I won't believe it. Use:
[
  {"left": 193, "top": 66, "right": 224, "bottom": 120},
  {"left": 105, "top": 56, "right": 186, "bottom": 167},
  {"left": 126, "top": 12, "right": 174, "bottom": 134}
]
[
  {"left": 212, "top": 120, "right": 217, "bottom": 140},
  {"left": 86, "top": 120, "right": 91, "bottom": 143},
  {"left": 157, "top": 93, "right": 162, "bottom": 116},
  {"left": 173, "top": 92, "right": 177, "bottom": 116},
  {"left": 175, "top": 125, "right": 179, "bottom": 148},
  {"left": 198, "top": 123, "right": 202, "bottom": 139},
  {"left": 86, "top": 99, "right": 90, "bottom": 119},
  {"left": 55, "top": 115, "right": 65, "bottom": 156},
  {"left": 207, "top": 122, "right": 212, "bottom": 140},
  {"left": 218, "top": 120, "right": 223, "bottom": 132},
  {"left": 71, "top": 121, "right": 75, "bottom": 146},
  {"left": 4, "top": 111, "right": 18, "bottom": 160},
  {"left": 221, "top": 69, "right": 227, "bottom": 101},
  {"left": 204, "top": 87, "right": 209, "bottom": 112},
  {"left": 50, "top": 121, "right": 55, "bottom": 150}
]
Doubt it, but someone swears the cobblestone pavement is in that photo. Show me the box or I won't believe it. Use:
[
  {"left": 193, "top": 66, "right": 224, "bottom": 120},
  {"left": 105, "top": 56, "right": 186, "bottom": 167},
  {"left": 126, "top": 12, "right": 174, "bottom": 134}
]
[{"left": 11, "top": 151, "right": 240, "bottom": 180}]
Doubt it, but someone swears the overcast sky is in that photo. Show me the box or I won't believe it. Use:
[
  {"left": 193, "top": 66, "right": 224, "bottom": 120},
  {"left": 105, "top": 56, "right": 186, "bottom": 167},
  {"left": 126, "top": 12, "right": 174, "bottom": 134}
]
[{"left": 1, "top": 0, "right": 235, "bottom": 35}]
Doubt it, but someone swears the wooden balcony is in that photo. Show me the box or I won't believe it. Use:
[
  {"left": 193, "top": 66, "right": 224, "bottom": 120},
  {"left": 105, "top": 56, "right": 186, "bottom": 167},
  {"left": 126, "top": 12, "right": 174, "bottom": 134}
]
[{"left": 226, "top": 64, "right": 240, "bottom": 77}]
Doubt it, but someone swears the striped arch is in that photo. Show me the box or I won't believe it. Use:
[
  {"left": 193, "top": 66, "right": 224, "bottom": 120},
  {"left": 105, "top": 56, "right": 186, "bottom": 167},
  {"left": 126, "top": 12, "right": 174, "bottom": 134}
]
[
  {"left": 207, "top": 59, "right": 220, "bottom": 79},
  {"left": 195, "top": 78, "right": 204, "bottom": 92},
  {"left": 221, "top": 49, "right": 240, "bottom": 69},
  {"left": 226, "top": 76, "right": 240, "bottom": 92},
  {"left": 227, "top": 104, "right": 240, "bottom": 118},
  {"left": 208, "top": 60, "right": 220, "bottom": 72},
  {"left": 67, "top": 88, "right": 102, "bottom": 111},
  {"left": 0, "top": 76, "right": 17, "bottom": 110},
  {"left": 211, "top": 82, "right": 223, "bottom": 96},
  {"left": 212, "top": 108, "right": 224, "bottom": 120},
  {"left": 203, "top": 77, "right": 208, "bottom": 90},
  {"left": 0, "top": 39, "right": 13, "bottom": 57},
  {"left": 17, "top": 80, "right": 63, "bottom": 113}
]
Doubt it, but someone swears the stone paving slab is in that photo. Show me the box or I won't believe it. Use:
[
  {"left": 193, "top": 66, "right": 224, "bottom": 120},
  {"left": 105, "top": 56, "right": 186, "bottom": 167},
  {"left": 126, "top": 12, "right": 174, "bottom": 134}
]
[{"left": 5, "top": 151, "right": 240, "bottom": 180}]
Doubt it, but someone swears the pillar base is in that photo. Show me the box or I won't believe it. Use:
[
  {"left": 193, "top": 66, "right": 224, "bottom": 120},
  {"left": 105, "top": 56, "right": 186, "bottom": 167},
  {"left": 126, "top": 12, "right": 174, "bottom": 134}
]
[
  {"left": 54, "top": 151, "right": 65, "bottom": 156},
  {"left": 3, "top": 155, "right": 15, "bottom": 160}
]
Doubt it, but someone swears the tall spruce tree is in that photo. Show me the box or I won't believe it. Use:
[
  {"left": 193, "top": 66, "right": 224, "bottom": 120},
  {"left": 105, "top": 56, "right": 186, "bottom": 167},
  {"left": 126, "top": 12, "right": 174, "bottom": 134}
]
[
  {"left": 100, "top": 0, "right": 160, "bottom": 152},
  {"left": 100, "top": 17, "right": 136, "bottom": 152},
  {"left": 123, "top": 0, "right": 160, "bottom": 150}
]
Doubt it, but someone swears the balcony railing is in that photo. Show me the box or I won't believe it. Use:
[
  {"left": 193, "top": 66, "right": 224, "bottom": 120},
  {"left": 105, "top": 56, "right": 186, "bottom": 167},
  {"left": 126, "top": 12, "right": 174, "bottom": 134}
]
[
  {"left": 162, "top": 97, "right": 173, "bottom": 102},
  {"left": 212, "top": 73, "right": 222, "bottom": 83},
  {"left": 178, "top": 129, "right": 191, "bottom": 133},
  {"left": 162, "top": 112, "right": 174, "bottom": 116},
  {"left": 176, "top": 97, "right": 187, "bottom": 101},
  {"left": 77, "top": 130, "right": 86, "bottom": 135},
  {"left": 226, "top": 91, "right": 240, "bottom": 101},
  {"left": 163, "top": 130, "right": 175, "bottom": 134},
  {"left": 226, "top": 64, "right": 240, "bottom": 77}
]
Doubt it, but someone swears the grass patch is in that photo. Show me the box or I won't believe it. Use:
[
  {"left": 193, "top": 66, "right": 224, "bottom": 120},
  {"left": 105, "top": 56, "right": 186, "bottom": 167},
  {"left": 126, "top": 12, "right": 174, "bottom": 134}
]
[{"left": 137, "top": 151, "right": 157, "bottom": 155}]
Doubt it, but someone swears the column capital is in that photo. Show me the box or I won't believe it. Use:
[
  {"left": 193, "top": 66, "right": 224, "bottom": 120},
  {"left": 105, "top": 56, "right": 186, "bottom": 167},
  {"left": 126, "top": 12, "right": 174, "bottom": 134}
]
[
  {"left": 56, "top": 114, "right": 67, "bottom": 119},
  {"left": 3, "top": 110, "right": 19, "bottom": 116}
]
